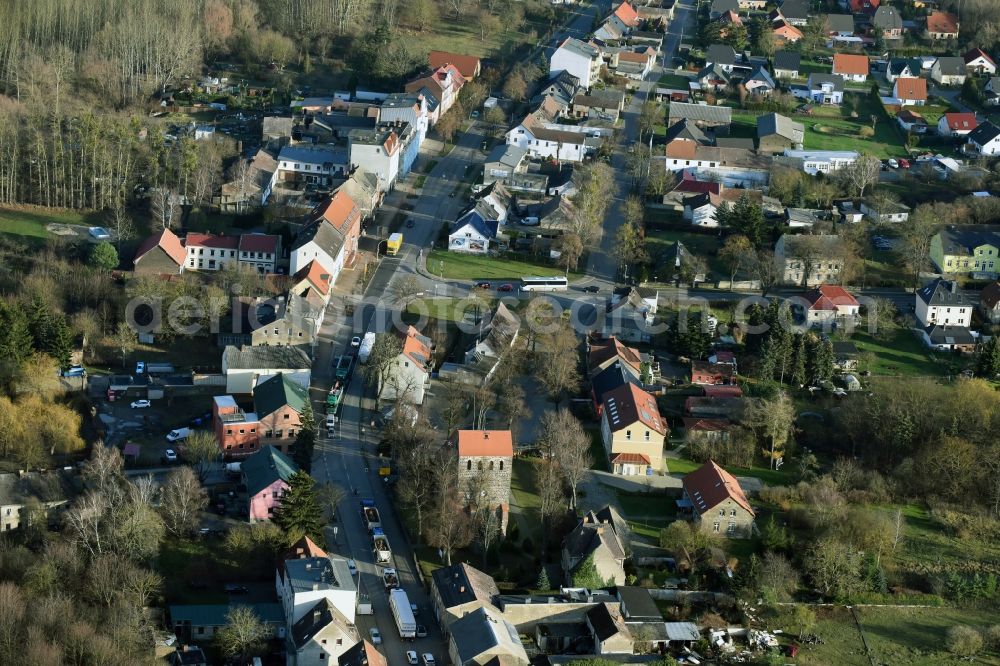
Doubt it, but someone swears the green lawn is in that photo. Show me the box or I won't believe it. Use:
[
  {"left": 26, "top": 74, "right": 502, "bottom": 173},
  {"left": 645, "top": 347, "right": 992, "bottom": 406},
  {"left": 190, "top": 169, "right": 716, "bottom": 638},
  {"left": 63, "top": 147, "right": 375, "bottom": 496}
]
[
  {"left": 616, "top": 490, "right": 676, "bottom": 539},
  {"left": 588, "top": 429, "right": 609, "bottom": 472},
  {"left": 427, "top": 249, "right": 576, "bottom": 280},
  {"left": 0, "top": 206, "right": 103, "bottom": 243},
  {"left": 658, "top": 72, "right": 692, "bottom": 89},
  {"left": 666, "top": 454, "right": 793, "bottom": 486},
  {"left": 846, "top": 329, "right": 952, "bottom": 377},
  {"left": 404, "top": 296, "right": 494, "bottom": 323}
]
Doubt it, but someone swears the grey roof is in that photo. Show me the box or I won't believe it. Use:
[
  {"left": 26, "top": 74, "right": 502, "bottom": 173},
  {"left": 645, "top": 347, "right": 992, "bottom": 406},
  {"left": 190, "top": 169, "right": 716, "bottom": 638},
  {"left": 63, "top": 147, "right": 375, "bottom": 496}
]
[
  {"left": 697, "top": 63, "right": 732, "bottom": 84},
  {"left": 291, "top": 216, "right": 346, "bottom": 257},
  {"left": 0, "top": 471, "right": 73, "bottom": 507},
  {"left": 746, "top": 64, "right": 776, "bottom": 88},
  {"left": 616, "top": 586, "right": 661, "bottom": 621},
  {"left": 706, "top": 44, "right": 738, "bottom": 67},
  {"left": 917, "top": 278, "right": 971, "bottom": 307},
  {"left": 778, "top": 233, "right": 844, "bottom": 256},
  {"left": 431, "top": 563, "right": 500, "bottom": 610},
  {"left": 873, "top": 5, "right": 902, "bottom": 30},
  {"left": 290, "top": 598, "right": 357, "bottom": 649},
  {"left": 758, "top": 112, "right": 804, "bottom": 143},
  {"left": 451, "top": 207, "right": 500, "bottom": 239},
  {"left": 716, "top": 137, "right": 756, "bottom": 149},
  {"left": 223, "top": 344, "right": 311, "bottom": 370},
  {"left": 826, "top": 14, "right": 855, "bottom": 34},
  {"left": 809, "top": 73, "right": 845, "bottom": 92},
  {"left": 711, "top": 0, "right": 739, "bottom": 13},
  {"left": 284, "top": 556, "right": 356, "bottom": 595},
  {"left": 559, "top": 37, "right": 600, "bottom": 60},
  {"left": 262, "top": 116, "right": 293, "bottom": 139},
  {"left": 779, "top": 0, "right": 808, "bottom": 20},
  {"left": 277, "top": 144, "right": 342, "bottom": 166},
  {"left": 668, "top": 101, "right": 732, "bottom": 124},
  {"left": 924, "top": 324, "right": 975, "bottom": 345},
  {"left": 664, "top": 622, "right": 701, "bottom": 642},
  {"left": 773, "top": 50, "right": 800, "bottom": 72},
  {"left": 888, "top": 58, "right": 920, "bottom": 76},
  {"left": 664, "top": 118, "right": 709, "bottom": 144},
  {"left": 587, "top": 603, "right": 630, "bottom": 641},
  {"left": 563, "top": 507, "right": 628, "bottom": 563},
  {"left": 969, "top": 121, "right": 1000, "bottom": 145},
  {"left": 486, "top": 144, "right": 528, "bottom": 170},
  {"left": 935, "top": 225, "right": 1000, "bottom": 257},
  {"left": 450, "top": 606, "right": 525, "bottom": 663},
  {"left": 935, "top": 56, "right": 966, "bottom": 76},
  {"left": 381, "top": 92, "right": 423, "bottom": 109}
]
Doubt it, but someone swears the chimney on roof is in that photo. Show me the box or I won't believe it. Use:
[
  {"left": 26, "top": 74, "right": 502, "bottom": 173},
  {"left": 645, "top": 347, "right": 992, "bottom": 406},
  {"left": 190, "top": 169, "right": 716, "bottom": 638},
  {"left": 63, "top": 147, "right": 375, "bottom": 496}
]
[
  {"left": 950, "top": 281, "right": 957, "bottom": 294},
  {"left": 582, "top": 515, "right": 590, "bottom": 524},
  {"left": 313, "top": 609, "right": 322, "bottom": 623},
  {"left": 313, "top": 583, "right": 320, "bottom": 591},
  {"left": 459, "top": 585, "right": 466, "bottom": 593}
]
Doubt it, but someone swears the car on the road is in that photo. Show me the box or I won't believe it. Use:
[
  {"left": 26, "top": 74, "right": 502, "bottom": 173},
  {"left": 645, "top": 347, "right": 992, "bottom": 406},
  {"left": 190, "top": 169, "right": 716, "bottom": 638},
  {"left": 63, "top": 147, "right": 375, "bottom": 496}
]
[
  {"left": 898, "top": 158, "right": 910, "bottom": 169},
  {"left": 448, "top": 191, "right": 456, "bottom": 198},
  {"left": 351, "top": 336, "right": 361, "bottom": 347},
  {"left": 405, "top": 219, "right": 415, "bottom": 228},
  {"left": 130, "top": 400, "right": 151, "bottom": 409},
  {"left": 410, "top": 602, "right": 420, "bottom": 616},
  {"left": 497, "top": 283, "right": 514, "bottom": 292},
  {"left": 407, "top": 652, "right": 419, "bottom": 665},
  {"left": 470, "top": 110, "right": 479, "bottom": 118},
  {"left": 224, "top": 584, "right": 249, "bottom": 594},
  {"left": 422, "top": 654, "right": 436, "bottom": 666},
  {"left": 135, "top": 361, "right": 146, "bottom": 375},
  {"left": 368, "top": 627, "right": 382, "bottom": 645},
  {"left": 475, "top": 281, "right": 491, "bottom": 289},
  {"left": 347, "top": 559, "right": 357, "bottom": 575},
  {"left": 887, "top": 158, "right": 899, "bottom": 169},
  {"left": 582, "top": 285, "right": 600, "bottom": 293},
  {"left": 162, "top": 449, "right": 178, "bottom": 463},
  {"left": 166, "top": 428, "right": 191, "bottom": 442},
  {"left": 416, "top": 625, "right": 428, "bottom": 638}
]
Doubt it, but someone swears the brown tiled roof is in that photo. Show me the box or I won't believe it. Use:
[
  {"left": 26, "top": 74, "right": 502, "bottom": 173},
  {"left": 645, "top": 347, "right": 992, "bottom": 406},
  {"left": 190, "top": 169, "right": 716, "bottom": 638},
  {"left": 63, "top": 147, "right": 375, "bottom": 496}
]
[
  {"left": 833, "top": 53, "right": 869, "bottom": 76},
  {"left": 926, "top": 11, "right": 959, "bottom": 34},
  {"left": 682, "top": 460, "right": 754, "bottom": 517},
  {"left": 602, "top": 383, "right": 668, "bottom": 435},
  {"left": 134, "top": 228, "right": 186, "bottom": 266},
  {"left": 399, "top": 325, "right": 432, "bottom": 367},
  {"left": 239, "top": 234, "right": 279, "bottom": 253},
  {"left": 455, "top": 430, "right": 514, "bottom": 458},
  {"left": 291, "top": 260, "right": 332, "bottom": 297},
  {"left": 805, "top": 284, "right": 859, "bottom": 310},
  {"left": 428, "top": 51, "right": 481, "bottom": 79},
  {"left": 682, "top": 417, "right": 732, "bottom": 432},
  {"left": 895, "top": 77, "right": 927, "bottom": 101},
  {"left": 588, "top": 337, "right": 643, "bottom": 374},
  {"left": 185, "top": 232, "right": 240, "bottom": 250},
  {"left": 311, "top": 190, "right": 360, "bottom": 234}
]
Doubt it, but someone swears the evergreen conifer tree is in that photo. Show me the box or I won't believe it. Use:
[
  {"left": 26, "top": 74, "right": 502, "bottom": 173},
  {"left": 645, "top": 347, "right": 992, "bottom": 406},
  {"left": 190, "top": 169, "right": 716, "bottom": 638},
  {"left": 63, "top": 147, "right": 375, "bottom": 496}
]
[{"left": 274, "top": 471, "right": 326, "bottom": 546}]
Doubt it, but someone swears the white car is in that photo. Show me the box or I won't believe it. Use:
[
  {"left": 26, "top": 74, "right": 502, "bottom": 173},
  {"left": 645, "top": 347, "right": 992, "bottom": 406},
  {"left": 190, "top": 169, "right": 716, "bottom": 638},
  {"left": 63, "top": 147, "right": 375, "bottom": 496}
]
[
  {"left": 135, "top": 361, "right": 146, "bottom": 374},
  {"left": 130, "top": 400, "right": 151, "bottom": 409},
  {"left": 166, "top": 428, "right": 191, "bottom": 442},
  {"left": 351, "top": 336, "right": 361, "bottom": 347},
  {"left": 368, "top": 627, "right": 382, "bottom": 645},
  {"left": 406, "top": 652, "right": 419, "bottom": 665},
  {"left": 347, "top": 559, "right": 357, "bottom": 575},
  {"left": 163, "top": 449, "right": 178, "bottom": 463},
  {"left": 887, "top": 158, "right": 899, "bottom": 169},
  {"left": 422, "top": 654, "right": 436, "bottom": 666}
]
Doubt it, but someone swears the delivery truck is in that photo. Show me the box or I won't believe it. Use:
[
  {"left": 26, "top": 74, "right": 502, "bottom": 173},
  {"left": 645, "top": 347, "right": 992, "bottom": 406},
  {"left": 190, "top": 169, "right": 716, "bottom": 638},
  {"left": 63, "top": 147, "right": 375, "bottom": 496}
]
[
  {"left": 358, "top": 332, "right": 376, "bottom": 364},
  {"left": 386, "top": 233, "right": 403, "bottom": 256},
  {"left": 361, "top": 499, "right": 381, "bottom": 531}
]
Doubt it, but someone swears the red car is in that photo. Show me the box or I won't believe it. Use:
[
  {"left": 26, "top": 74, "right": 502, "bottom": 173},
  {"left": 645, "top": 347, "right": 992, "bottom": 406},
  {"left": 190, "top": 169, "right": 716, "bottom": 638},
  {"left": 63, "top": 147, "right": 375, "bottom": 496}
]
[
  {"left": 898, "top": 158, "right": 910, "bottom": 169},
  {"left": 497, "top": 283, "right": 514, "bottom": 292},
  {"left": 475, "top": 281, "right": 491, "bottom": 289}
]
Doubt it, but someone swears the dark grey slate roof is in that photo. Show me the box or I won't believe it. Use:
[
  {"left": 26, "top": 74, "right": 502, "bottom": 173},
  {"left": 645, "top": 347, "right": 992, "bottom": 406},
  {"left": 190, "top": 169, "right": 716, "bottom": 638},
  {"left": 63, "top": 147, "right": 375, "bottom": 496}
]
[
  {"left": 223, "top": 344, "right": 311, "bottom": 370},
  {"left": 917, "top": 278, "right": 971, "bottom": 307},
  {"left": 616, "top": 586, "right": 662, "bottom": 621},
  {"left": 826, "top": 14, "right": 855, "bottom": 34},
  {"left": 758, "top": 112, "right": 804, "bottom": 143},
  {"left": 706, "top": 44, "right": 738, "bottom": 67},
  {"left": 924, "top": 324, "right": 975, "bottom": 345},
  {"left": 935, "top": 224, "right": 1000, "bottom": 256},
  {"left": 809, "top": 73, "right": 845, "bottom": 92},
  {"left": 969, "top": 121, "right": 1000, "bottom": 145},
  {"left": 431, "top": 563, "right": 500, "bottom": 610},
  {"left": 873, "top": 5, "right": 902, "bottom": 30},
  {"left": 935, "top": 56, "right": 966, "bottom": 76},
  {"left": 780, "top": 0, "right": 809, "bottom": 20},
  {"left": 774, "top": 50, "right": 800, "bottom": 72}
]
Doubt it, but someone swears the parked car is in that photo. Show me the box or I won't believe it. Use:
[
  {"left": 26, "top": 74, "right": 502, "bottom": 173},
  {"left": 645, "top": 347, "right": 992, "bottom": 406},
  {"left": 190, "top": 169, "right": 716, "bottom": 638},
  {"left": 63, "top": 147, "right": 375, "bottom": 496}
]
[
  {"left": 224, "top": 584, "right": 249, "bottom": 594},
  {"left": 135, "top": 361, "right": 146, "bottom": 374},
  {"left": 130, "top": 400, "right": 151, "bottom": 409},
  {"left": 162, "top": 449, "right": 178, "bottom": 463},
  {"left": 887, "top": 158, "right": 899, "bottom": 169},
  {"left": 407, "top": 652, "right": 419, "bottom": 665},
  {"left": 422, "top": 654, "right": 436, "bottom": 666},
  {"left": 351, "top": 336, "right": 361, "bottom": 347},
  {"left": 416, "top": 625, "right": 428, "bottom": 638},
  {"left": 62, "top": 365, "right": 86, "bottom": 377},
  {"left": 475, "top": 281, "right": 491, "bottom": 289},
  {"left": 166, "top": 428, "right": 191, "bottom": 442},
  {"left": 898, "top": 158, "right": 910, "bottom": 169},
  {"left": 347, "top": 559, "right": 357, "bottom": 575},
  {"left": 369, "top": 627, "right": 382, "bottom": 645},
  {"left": 582, "top": 285, "right": 600, "bottom": 293},
  {"left": 405, "top": 219, "right": 415, "bottom": 228},
  {"left": 497, "top": 283, "right": 514, "bottom": 292}
]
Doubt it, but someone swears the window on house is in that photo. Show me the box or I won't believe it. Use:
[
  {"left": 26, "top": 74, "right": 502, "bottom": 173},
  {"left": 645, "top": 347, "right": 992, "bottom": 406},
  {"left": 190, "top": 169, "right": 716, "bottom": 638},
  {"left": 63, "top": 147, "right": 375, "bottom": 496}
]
[
  {"left": 731, "top": 508, "right": 737, "bottom": 516},
  {"left": 719, "top": 508, "right": 725, "bottom": 516},
  {"left": 499, "top": 461, "right": 504, "bottom": 470},
  {"left": 197, "top": 627, "right": 204, "bottom": 635},
  {"left": 644, "top": 431, "right": 650, "bottom": 441},
  {"left": 713, "top": 522, "right": 720, "bottom": 532},
  {"left": 284, "top": 414, "right": 290, "bottom": 420},
  {"left": 478, "top": 461, "right": 484, "bottom": 470},
  {"left": 625, "top": 430, "right": 631, "bottom": 440},
  {"left": 276, "top": 430, "right": 282, "bottom": 438},
  {"left": 467, "top": 461, "right": 472, "bottom": 470},
  {"left": 727, "top": 522, "right": 736, "bottom": 534}
]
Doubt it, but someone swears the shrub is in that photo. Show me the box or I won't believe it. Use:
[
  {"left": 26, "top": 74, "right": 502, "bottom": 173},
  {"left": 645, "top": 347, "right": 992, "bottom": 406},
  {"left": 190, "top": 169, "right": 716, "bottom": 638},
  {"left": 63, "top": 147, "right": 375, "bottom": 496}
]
[
  {"left": 858, "top": 126, "right": 875, "bottom": 138},
  {"left": 985, "top": 625, "right": 1000, "bottom": 649},
  {"left": 946, "top": 625, "right": 983, "bottom": 656}
]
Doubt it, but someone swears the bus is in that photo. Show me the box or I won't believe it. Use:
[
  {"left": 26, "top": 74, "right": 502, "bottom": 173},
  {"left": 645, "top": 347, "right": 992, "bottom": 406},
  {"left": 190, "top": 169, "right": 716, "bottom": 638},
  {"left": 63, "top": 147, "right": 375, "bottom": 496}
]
[{"left": 520, "top": 276, "right": 568, "bottom": 292}]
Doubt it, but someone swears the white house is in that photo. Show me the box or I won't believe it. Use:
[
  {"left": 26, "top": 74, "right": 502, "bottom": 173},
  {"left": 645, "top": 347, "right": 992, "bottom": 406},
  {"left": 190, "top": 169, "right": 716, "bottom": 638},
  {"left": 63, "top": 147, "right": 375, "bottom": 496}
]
[
  {"left": 506, "top": 113, "right": 595, "bottom": 163},
  {"left": 774, "top": 234, "right": 845, "bottom": 286},
  {"left": 802, "top": 284, "right": 861, "bottom": 326},
  {"left": 967, "top": 121, "right": 1000, "bottom": 156},
  {"left": 221, "top": 345, "right": 312, "bottom": 395},
  {"left": 937, "top": 113, "right": 979, "bottom": 137},
  {"left": 379, "top": 92, "right": 429, "bottom": 147},
  {"left": 893, "top": 77, "right": 928, "bottom": 106},
  {"left": 238, "top": 234, "right": 281, "bottom": 273},
  {"left": 798, "top": 74, "right": 844, "bottom": 104},
  {"left": 931, "top": 56, "right": 968, "bottom": 86},
  {"left": 381, "top": 326, "right": 433, "bottom": 405},
  {"left": 832, "top": 53, "right": 869, "bottom": 83},
  {"left": 348, "top": 128, "right": 401, "bottom": 194},
  {"left": 275, "top": 556, "right": 357, "bottom": 626},
  {"left": 964, "top": 48, "right": 997, "bottom": 75},
  {"left": 860, "top": 198, "right": 911, "bottom": 223},
  {"left": 550, "top": 38, "right": 602, "bottom": 89},
  {"left": 915, "top": 278, "right": 972, "bottom": 328},
  {"left": 448, "top": 207, "right": 499, "bottom": 254},
  {"left": 783, "top": 150, "right": 858, "bottom": 175},
  {"left": 287, "top": 598, "right": 359, "bottom": 666},
  {"left": 683, "top": 193, "right": 721, "bottom": 228},
  {"left": 289, "top": 220, "right": 345, "bottom": 285},
  {"left": 272, "top": 145, "right": 347, "bottom": 191}
]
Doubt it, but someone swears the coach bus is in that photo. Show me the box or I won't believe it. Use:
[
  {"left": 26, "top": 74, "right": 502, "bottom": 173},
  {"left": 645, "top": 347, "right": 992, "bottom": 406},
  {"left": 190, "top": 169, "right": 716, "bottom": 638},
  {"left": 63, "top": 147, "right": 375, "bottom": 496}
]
[{"left": 520, "top": 276, "right": 569, "bottom": 292}]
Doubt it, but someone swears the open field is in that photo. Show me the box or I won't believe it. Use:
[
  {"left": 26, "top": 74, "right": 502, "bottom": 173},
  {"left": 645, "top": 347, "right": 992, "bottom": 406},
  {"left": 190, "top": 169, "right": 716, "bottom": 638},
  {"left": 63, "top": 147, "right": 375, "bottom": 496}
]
[
  {"left": 665, "top": 454, "right": 793, "bottom": 487},
  {"left": 0, "top": 206, "right": 103, "bottom": 243},
  {"left": 845, "top": 328, "right": 954, "bottom": 377},
  {"left": 427, "top": 249, "right": 575, "bottom": 280}
]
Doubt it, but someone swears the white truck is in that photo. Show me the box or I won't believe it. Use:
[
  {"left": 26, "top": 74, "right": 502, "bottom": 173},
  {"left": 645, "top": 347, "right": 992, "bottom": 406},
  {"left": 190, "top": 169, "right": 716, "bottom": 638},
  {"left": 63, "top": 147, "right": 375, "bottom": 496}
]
[
  {"left": 389, "top": 588, "right": 417, "bottom": 639},
  {"left": 372, "top": 527, "right": 392, "bottom": 565},
  {"left": 358, "top": 332, "right": 376, "bottom": 364}
]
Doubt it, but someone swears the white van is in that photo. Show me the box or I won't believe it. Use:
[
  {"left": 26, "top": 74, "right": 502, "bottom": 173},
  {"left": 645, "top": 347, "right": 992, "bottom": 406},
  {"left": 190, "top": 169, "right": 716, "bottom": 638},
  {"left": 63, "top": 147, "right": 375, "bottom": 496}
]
[{"left": 166, "top": 427, "right": 192, "bottom": 442}]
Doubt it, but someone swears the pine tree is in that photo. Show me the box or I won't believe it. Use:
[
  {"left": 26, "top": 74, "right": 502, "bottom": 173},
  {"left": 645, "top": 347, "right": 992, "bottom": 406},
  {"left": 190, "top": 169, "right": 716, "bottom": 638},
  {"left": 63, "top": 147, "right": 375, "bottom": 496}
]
[
  {"left": 806, "top": 335, "right": 834, "bottom": 383},
  {"left": 0, "top": 301, "right": 32, "bottom": 365},
  {"left": 27, "top": 296, "right": 53, "bottom": 352},
  {"left": 790, "top": 333, "right": 807, "bottom": 387},
  {"left": 975, "top": 336, "right": 1000, "bottom": 378},
  {"left": 274, "top": 471, "right": 326, "bottom": 546},
  {"left": 293, "top": 405, "right": 317, "bottom": 473},
  {"left": 49, "top": 316, "right": 74, "bottom": 369},
  {"left": 536, "top": 566, "right": 551, "bottom": 591}
]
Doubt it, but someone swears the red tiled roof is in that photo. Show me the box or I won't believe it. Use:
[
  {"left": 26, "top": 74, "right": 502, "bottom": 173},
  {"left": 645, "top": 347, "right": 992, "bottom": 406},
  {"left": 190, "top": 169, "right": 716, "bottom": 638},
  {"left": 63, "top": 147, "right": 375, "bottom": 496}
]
[
  {"left": 428, "top": 51, "right": 481, "bottom": 79},
  {"left": 805, "top": 284, "right": 859, "bottom": 310},
  {"left": 673, "top": 178, "right": 722, "bottom": 195},
  {"left": 613, "top": 1, "right": 640, "bottom": 27},
  {"left": 926, "top": 11, "right": 959, "bottom": 34},
  {"left": 682, "top": 417, "right": 732, "bottom": 432},
  {"left": 312, "top": 190, "right": 360, "bottom": 234},
  {"left": 942, "top": 113, "right": 978, "bottom": 131},
  {"left": 833, "top": 53, "right": 869, "bottom": 76},
  {"left": 455, "top": 430, "right": 514, "bottom": 458},
  {"left": 618, "top": 51, "right": 652, "bottom": 64},
  {"left": 895, "top": 77, "right": 928, "bottom": 101},
  {"left": 610, "top": 452, "right": 651, "bottom": 465},
  {"left": 849, "top": 0, "right": 879, "bottom": 12},
  {"left": 185, "top": 232, "right": 240, "bottom": 250},
  {"left": 283, "top": 535, "right": 328, "bottom": 560},
  {"left": 603, "top": 382, "right": 668, "bottom": 436},
  {"left": 682, "top": 460, "right": 755, "bottom": 517},
  {"left": 773, "top": 21, "right": 803, "bottom": 40},
  {"left": 400, "top": 325, "right": 432, "bottom": 368},
  {"left": 720, "top": 10, "right": 742, "bottom": 26},
  {"left": 291, "top": 260, "right": 332, "bottom": 296},
  {"left": 588, "top": 337, "right": 643, "bottom": 374},
  {"left": 702, "top": 385, "right": 743, "bottom": 398},
  {"left": 134, "top": 228, "right": 186, "bottom": 267},
  {"left": 239, "top": 234, "right": 279, "bottom": 253}
]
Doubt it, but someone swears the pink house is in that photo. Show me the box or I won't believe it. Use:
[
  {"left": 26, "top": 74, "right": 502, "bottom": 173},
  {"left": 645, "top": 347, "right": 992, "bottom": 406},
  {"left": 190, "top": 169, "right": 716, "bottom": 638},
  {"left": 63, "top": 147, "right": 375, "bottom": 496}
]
[{"left": 241, "top": 445, "right": 299, "bottom": 522}]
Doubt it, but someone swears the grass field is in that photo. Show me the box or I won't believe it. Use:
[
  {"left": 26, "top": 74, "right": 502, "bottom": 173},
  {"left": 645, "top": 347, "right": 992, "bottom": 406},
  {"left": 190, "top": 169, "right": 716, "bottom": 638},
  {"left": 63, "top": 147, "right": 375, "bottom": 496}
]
[
  {"left": 644, "top": 229, "right": 726, "bottom": 279},
  {"left": 731, "top": 93, "right": 908, "bottom": 158},
  {"left": 404, "top": 296, "right": 494, "bottom": 323},
  {"left": 846, "top": 328, "right": 952, "bottom": 377},
  {"left": 427, "top": 249, "right": 575, "bottom": 280},
  {"left": 0, "top": 206, "right": 103, "bottom": 243},
  {"left": 666, "top": 454, "right": 793, "bottom": 486}
]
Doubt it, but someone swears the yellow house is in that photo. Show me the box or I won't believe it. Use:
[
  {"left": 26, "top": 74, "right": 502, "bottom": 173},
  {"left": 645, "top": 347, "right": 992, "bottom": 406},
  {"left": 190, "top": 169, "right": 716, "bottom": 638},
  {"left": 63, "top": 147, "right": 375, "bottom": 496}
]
[
  {"left": 930, "top": 225, "right": 1000, "bottom": 278},
  {"left": 600, "top": 383, "right": 668, "bottom": 475}
]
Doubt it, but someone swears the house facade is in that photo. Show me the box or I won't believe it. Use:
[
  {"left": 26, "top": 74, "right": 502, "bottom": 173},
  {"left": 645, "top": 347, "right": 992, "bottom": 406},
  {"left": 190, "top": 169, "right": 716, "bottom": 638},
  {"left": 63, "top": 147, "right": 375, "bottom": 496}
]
[
  {"left": 930, "top": 225, "right": 1000, "bottom": 276},
  {"left": 774, "top": 233, "right": 844, "bottom": 286},
  {"left": 213, "top": 395, "right": 261, "bottom": 457},
  {"left": 600, "top": 382, "right": 668, "bottom": 475},
  {"left": 832, "top": 53, "right": 869, "bottom": 82},
  {"left": 926, "top": 11, "right": 959, "bottom": 40},
  {"left": 448, "top": 208, "right": 499, "bottom": 254},
  {"left": 381, "top": 326, "right": 433, "bottom": 404},
  {"left": 562, "top": 506, "right": 629, "bottom": 586},
  {"left": 243, "top": 445, "right": 298, "bottom": 522},
  {"left": 276, "top": 555, "right": 356, "bottom": 626},
  {"left": 802, "top": 284, "right": 861, "bottom": 326},
  {"left": 347, "top": 127, "right": 402, "bottom": 193},
  {"left": 133, "top": 228, "right": 186, "bottom": 275},
  {"left": 915, "top": 278, "right": 973, "bottom": 327},
  {"left": 966, "top": 122, "right": 1000, "bottom": 156},
  {"left": 455, "top": 430, "right": 514, "bottom": 513},
  {"left": 931, "top": 56, "right": 968, "bottom": 86},
  {"left": 550, "top": 38, "right": 602, "bottom": 88},
  {"left": 681, "top": 460, "right": 755, "bottom": 538},
  {"left": 287, "top": 598, "right": 359, "bottom": 666},
  {"left": 802, "top": 74, "right": 844, "bottom": 104},
  {"left": 430, "top": 563, "right": 500, "bottom": 636},
  {"left": 964, "top": 48, "right": 996, "bottom": 75},
  {"left": 254, "top": 373, "right": 308, "bottom": 455}
]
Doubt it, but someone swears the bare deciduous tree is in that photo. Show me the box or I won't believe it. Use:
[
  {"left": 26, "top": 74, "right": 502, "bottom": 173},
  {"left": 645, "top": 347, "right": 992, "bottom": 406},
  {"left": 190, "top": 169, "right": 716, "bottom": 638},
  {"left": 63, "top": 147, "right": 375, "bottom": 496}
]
[
  {"left": 841, "top": 153, "right": 881, "bottom": 199},
  {"left": 539, "top": 408, "right": 592, "bottom": 511},
  {"left": 216, "top": 606, "right": 269, "bottom": 661},
  {"left": 160, "top": 467, "right": 208, "bottom": 537}
]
